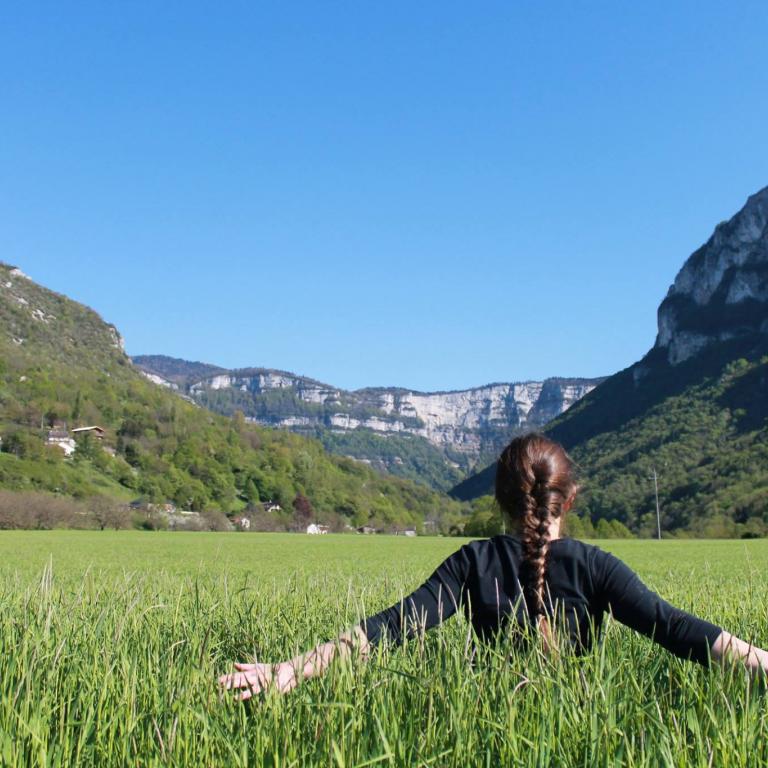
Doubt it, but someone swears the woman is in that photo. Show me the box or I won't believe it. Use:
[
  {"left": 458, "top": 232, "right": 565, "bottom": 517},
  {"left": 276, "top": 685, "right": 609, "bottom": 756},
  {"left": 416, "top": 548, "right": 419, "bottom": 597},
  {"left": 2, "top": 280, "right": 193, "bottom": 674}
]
[{"left": 220, "top": 433, "right": 768, "bottom": 698}]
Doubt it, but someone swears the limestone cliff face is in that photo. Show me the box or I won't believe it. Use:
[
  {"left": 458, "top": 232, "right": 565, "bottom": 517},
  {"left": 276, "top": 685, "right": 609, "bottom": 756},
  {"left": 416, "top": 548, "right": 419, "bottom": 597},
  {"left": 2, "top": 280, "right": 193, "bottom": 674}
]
[
  {"left": 338, "top": 380, "right": 599, "bottom": 454},
  {"left": 655, "top": 186, "right": 768, "bottom": 365},
  {"left": 133, "top": 355, "right": 600, "bottom": 462}
]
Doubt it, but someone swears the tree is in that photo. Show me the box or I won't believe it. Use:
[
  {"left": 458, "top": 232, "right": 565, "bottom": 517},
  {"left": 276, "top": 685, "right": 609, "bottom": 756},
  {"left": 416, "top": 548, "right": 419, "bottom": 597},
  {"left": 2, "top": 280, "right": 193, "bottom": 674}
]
[
  {"left": 3, "top": 431, "right": 45, "bottom": 460},
  {"left": 201, "top": 509, "right": 231, "bottom": 531},
  {"left": 173, "top": 478, "right": 209, "bottom": 511},
  {"left": 87, "top": 496, "right": 131, "bottom": 530},
  {"left": 463, "top": 496, "right": 503, "bottom": 537},
  {"left": 292, "top": 493, "right": 314, "bottom": 531},
  {"left": 231, "top": 410, "right": 246, "bottom": 433},
  {"left": 73, "top": 432, "right": 99, "bottom": 462},
  {"left": 72, "top": 390, "right": 82, "bottom": 421},
  {"left": 595, "top": 518, "right": 614, "bottom": 538},
  {"left": 565, "top": 514, "right": 595, "bottom": 539},
  {"left": 593, "top": 518, "right": 633, "bottom": 539},
  {"left": 244, "top": 478, "right": 261, "bottom": 506},
  {"left": 608, "top": 519, "right": 633, "bottom": 538}
]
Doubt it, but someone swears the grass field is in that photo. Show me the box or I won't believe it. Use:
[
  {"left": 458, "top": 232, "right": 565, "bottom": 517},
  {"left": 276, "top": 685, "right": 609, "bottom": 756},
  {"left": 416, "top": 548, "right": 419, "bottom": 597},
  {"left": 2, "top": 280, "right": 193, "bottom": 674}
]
[{"left": 1, "top": 532, "right": 767, "bottom": 767}]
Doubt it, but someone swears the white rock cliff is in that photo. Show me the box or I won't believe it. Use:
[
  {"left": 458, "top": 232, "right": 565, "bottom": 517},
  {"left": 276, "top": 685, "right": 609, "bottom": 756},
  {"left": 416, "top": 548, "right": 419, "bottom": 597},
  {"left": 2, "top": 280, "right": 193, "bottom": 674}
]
[
  {"left": 655, "top": 186, "right": 768, "bottom": 365},
  {"left": 178, "top": 369, "right": 600, "bottom": 457}
]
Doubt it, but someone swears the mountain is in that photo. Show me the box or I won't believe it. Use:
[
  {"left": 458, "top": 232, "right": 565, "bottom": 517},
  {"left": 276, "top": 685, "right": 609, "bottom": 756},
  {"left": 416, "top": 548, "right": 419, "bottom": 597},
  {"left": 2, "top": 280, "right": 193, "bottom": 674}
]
[
  {"left": 0, "top": 263, "right": 462, "bottom": 532},
  {"left": 452, "top": 186, "right": 768, "bottom": 538},
  {"left": 132, "top": 354, "right": 602, "bottom": 490},
  {"left": 132, "top": 355, "right": 226, "bottom": 388}
]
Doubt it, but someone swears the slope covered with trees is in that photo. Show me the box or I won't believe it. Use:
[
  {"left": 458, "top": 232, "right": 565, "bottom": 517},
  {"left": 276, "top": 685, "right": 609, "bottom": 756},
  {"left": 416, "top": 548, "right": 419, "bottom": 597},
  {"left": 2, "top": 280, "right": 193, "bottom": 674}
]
[
  {"left": 0, "top": 264, "right": 462, "bottom": 531},
  {"left": 551, "top": 342, "right": 768, "bottom": 537}
]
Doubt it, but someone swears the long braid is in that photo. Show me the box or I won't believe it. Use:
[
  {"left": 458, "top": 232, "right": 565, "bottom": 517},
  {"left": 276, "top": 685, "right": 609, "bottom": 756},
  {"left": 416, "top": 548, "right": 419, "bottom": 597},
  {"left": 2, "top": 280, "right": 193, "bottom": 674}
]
[
  {"left": 523, "top": 479, "right": 560, "bottom": 652},
  {"left": 495, "top": 434, "right": 578, "bottom": 654}
]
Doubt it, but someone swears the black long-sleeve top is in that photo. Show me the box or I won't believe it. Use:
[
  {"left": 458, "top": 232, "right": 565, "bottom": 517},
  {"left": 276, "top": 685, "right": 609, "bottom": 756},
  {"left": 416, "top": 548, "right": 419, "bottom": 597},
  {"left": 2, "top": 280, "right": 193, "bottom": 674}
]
[{"left": 361, "top": 535, "right": 723, "bottom": 666}]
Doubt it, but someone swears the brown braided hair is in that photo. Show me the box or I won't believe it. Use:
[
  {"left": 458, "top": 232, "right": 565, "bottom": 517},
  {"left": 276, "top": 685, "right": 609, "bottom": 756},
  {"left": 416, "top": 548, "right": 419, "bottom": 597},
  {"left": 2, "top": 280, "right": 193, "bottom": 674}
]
[{"left": 495, "top": 433, "right": 579, "bottom": 653}]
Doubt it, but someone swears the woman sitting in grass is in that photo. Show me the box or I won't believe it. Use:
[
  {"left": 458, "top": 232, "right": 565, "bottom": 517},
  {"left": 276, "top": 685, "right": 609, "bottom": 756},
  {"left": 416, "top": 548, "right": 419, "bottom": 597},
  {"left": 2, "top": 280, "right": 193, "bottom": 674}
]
[{"left": 220, "top": 433, "right": 768, "bottom": 698}]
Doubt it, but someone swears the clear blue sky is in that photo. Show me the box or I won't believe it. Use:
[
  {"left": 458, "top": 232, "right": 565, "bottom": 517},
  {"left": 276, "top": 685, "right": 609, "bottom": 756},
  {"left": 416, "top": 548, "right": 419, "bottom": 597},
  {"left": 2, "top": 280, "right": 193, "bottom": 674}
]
[{"left": 2, "top": 2, "right": 767, "bottom": 391}]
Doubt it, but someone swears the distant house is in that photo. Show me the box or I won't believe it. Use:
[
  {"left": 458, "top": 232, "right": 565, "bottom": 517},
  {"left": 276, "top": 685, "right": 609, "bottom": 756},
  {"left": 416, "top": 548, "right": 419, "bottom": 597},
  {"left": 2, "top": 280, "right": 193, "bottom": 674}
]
[
  {"left": 71, "top": 426, "right": 105, "bottom": 440},
  {"left": 233, "top": 516, "right": 251, "bottom": 531},
  {"left": 47, "top": 425, "right": 111, "bottom": 457},
  {"left": 306, "top": 523, "right": 329, "bottom": 535},
  {"left": 357, "top": 525, "right": 377, "bottom": 535},
  {"left": 46, "top": 428, "right": 76, "bottom": 456},
  {"left": 263, "top": 501, "right": 282, "bottom": 514},
  {"left": 129, "top": 500, "right": 177, "bottom": 515},
  {"left": 403, "top": 528, "right": 417, "bottom": 537}
]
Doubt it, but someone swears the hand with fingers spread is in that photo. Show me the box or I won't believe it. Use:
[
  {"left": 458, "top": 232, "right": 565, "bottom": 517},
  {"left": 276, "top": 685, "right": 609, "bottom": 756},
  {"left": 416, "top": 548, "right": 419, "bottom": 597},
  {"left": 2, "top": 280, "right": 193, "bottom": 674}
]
[
  {"left": 219, "top": 660, "right": 297, "bottom": 701},
  {"left": 218, "top": 626, "right": 369, "bottom": 702}
]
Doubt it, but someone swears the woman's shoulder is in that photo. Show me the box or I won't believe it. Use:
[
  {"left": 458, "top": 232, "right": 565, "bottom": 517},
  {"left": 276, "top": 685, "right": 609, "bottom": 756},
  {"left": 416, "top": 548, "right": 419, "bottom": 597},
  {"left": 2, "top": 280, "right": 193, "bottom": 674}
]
[
  {"left": 551, "top": 537, "right": 621, "bottom": 569},
  {"left": 479, "top": 533, "right": 598, "bottom": 562},
  {"left": 461, "top": 534, "right": 612, "bottom": 564}
]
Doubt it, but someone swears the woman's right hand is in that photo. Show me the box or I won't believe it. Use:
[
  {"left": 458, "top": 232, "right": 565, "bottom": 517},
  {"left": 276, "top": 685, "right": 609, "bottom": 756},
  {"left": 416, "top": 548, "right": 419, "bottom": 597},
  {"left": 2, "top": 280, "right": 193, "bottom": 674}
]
[
  {"left": 219, "top": 628, "right": 369, "bottom": 702},
  {"left": 219, "top": 660, "right": 298, "bottom": 701}
]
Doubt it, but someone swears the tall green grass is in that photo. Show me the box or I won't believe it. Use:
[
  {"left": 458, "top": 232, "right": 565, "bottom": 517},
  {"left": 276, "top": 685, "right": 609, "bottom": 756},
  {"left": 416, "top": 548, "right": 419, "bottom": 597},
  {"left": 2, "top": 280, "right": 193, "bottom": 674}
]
[{"left": 0, "top": 532, "right": 766, "bottom": 767}]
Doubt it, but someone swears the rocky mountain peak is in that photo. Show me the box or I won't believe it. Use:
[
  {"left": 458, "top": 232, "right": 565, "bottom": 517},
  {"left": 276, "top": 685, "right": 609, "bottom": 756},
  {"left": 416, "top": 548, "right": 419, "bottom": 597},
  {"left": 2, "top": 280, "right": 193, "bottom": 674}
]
[
  {"left": 133, "top": 354, "right": 603, "bottom": 485},
  {"left": 655, "top": 186, "right": 768, "bottom": 364}
]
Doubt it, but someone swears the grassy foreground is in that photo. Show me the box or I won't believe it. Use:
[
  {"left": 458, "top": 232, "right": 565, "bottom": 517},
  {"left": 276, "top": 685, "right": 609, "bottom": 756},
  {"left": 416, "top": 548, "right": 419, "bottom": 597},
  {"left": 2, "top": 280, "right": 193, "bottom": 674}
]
[{"left": 1, "top": 532, "right": 767, "bottom": 767}]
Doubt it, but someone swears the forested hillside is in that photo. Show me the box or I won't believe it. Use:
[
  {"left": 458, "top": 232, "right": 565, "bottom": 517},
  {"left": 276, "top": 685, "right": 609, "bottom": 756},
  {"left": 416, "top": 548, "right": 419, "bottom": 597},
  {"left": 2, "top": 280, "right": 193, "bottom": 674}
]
[
  {"left": 452, "top": 187, "right": 768, "bottom": 538},
  {"left": 0, "top": 264, "right": 462, "bottom": 531}
]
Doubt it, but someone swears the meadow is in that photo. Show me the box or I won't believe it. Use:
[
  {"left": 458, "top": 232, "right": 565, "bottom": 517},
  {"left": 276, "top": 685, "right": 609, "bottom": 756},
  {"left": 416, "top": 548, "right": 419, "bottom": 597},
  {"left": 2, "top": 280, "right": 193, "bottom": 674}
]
[{"left": 1, "top": 532, "right": 767, "bottom": 767}]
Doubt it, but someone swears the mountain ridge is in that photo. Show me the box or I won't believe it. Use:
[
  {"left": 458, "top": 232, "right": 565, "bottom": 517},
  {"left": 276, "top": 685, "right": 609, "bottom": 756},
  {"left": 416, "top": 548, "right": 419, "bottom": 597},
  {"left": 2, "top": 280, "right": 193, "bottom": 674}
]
[
  {"left": 133, "top": 353, "right": 603, "bottom": 489},
  {"left": 133, "top": 353, "right": 600, "bottom": 399}
]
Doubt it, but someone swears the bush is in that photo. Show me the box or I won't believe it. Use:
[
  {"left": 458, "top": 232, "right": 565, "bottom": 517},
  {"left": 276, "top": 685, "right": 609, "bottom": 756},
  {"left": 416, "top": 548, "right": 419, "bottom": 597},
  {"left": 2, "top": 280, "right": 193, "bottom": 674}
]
[
  {"left": 86, "top": 495, "right": 132, "bottom": 530},
  {"left": 0, "top": 490, "right": 85, "bottom": 529}
]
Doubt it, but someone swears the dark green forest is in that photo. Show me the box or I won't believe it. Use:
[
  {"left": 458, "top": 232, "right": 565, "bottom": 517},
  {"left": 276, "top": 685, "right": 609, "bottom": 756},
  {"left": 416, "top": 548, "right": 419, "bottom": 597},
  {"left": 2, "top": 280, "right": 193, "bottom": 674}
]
[{"left": 454, "top": 338, "right": 768, "bottom": 538}]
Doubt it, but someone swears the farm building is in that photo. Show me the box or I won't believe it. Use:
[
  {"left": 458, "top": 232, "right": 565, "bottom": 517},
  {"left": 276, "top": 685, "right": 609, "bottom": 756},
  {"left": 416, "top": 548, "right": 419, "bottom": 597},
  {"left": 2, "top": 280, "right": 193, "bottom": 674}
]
[
  {"left": 71, "top": 426, "right": 106, "bottom": 440},
  {"left": 357, "top": 525, "right": 377, "bottom": 535},
  {"left": 46, "top": 428, "right": 76, "bottom": 456}
]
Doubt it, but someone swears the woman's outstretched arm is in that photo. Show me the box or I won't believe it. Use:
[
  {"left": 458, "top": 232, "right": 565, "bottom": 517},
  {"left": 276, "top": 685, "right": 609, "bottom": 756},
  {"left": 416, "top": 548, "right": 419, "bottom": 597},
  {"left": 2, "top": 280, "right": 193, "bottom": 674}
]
[
  {"left": 593, "top": 549, "right": 768, "bottom": 674},
  {"left": 218, "top": 544, "right": 470, "bottom": 699},
  {"left": 710, "top": 630, "right": 768, "bottom": 680},
  {"left": 219, "top": 625, "right": 371, "bottom": 700}
]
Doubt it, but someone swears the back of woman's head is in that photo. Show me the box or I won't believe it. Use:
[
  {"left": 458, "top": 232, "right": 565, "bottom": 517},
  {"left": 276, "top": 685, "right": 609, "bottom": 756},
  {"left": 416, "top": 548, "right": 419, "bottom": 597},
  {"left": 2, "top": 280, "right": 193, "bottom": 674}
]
[{"left": 495, "top": 433, "right": 579, "bottom": 649}]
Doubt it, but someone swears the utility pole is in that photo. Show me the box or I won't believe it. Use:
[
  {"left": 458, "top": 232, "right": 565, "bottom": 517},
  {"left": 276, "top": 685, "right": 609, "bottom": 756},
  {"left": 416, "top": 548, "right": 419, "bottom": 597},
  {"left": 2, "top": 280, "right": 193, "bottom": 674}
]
[{"left": 650, "top": 467, "right": 661, "bottom": 540}]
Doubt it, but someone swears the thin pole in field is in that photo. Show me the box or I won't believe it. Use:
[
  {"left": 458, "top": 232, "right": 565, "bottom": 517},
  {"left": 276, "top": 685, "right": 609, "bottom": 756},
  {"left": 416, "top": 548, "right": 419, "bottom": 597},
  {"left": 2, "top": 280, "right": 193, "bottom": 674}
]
[{"left": 650, "top": 467, "right": 661, "bottom": 540}]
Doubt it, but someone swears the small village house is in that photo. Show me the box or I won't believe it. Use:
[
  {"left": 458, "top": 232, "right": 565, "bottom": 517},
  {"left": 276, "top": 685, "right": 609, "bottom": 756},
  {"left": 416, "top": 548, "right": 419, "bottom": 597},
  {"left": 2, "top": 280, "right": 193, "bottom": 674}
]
[
  {"left": 71, "top": 426, "right": 106, "bottom": 440},
  {"left": 46, "top": 428, "right": 76, "bottom": 456},
  {"left": 357, "top": 525, "right": 377, "bottom": 535}
]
